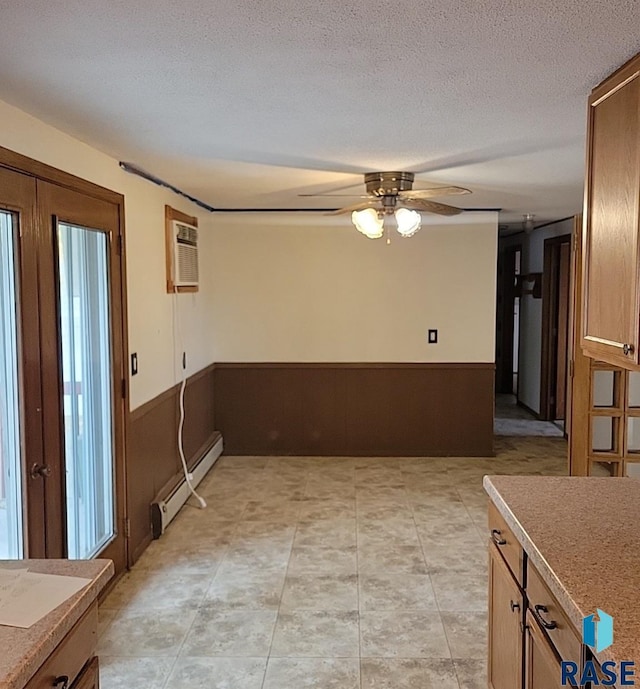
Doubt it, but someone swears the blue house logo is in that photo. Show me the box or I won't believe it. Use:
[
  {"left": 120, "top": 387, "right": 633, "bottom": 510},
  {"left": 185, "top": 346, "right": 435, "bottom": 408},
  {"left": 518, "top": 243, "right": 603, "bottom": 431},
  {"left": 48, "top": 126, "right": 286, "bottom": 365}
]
[{"left": 583, "top": 609, "right": 614, "bottom": 653}]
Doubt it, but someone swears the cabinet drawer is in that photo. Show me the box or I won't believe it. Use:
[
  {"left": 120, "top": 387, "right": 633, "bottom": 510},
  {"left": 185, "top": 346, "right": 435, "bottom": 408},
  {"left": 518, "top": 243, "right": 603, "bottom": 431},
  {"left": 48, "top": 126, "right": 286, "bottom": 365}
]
[
  {"left": 25, "top": 603, "right": 98, "bottom": 689},
  {"left": 488, "top": 502, "right": 524, "bottom": 583},
  {"left": 527, "top": 562, "right": 581, "bottom": 666}
]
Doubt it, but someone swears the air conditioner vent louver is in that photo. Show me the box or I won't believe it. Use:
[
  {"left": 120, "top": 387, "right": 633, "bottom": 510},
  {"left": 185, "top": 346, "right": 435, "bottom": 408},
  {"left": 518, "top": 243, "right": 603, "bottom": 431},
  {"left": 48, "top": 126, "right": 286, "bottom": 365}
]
[{"left": 172, "top": 220, "right": 199, "bottom": 287}]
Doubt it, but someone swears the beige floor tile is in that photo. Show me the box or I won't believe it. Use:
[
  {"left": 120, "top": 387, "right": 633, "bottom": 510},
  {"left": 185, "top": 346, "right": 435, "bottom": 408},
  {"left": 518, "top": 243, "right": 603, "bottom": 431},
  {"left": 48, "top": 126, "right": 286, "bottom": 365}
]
[
  {"left": 360, "top": 658, "right": 459, "bottom": 689},
  {"left": 358, "top": 574, "right": 437, "bottom": 611},
  {"left": 298, "top": 498, "right": 356, "bottom": 520},
  {"left": 104, "top": 569, "right": 211, "bottom": 611},
  {"left": 99, "top": 656, "right": 175, "bottom": 689},
  {"left": 356, "top": 502, "right": 414, "bottom": 520},
  {"left": 134, "top": 540, "right": 228, "bottom": 575},
  {"left": 204, "top": 570, "right": 285, "bottom": 609},
  {"left": 454, "top": 658, "right": 488, "bottom": 689},
  {"left": 431, "top": 573, "right": 488, "bottom": 612},
  {"left": 232, "top": 520, "right": 296, "bottom": 545},
  {"left": 422, "top": 543, "right": 488, "bottom": 575},
  {"left": 243, "top": 500, "right": 302, "bottom": 521},
  {"left": 101, "top": 442, "right": 567, "bottom": 687},
  {"left": 97, "top": 607, "right": 117, "bottom": 638},
  {"left": 98, "top": 609, "right": 196, "bottom": 656},
  {"left": 271, "top": 611, "right": 360, "bottom": 657},
  {"left": 356, "top": 518, "right": 421, "bottom": 547},
  {"left": 167, "top": 657, "right": 267, "bottom": 689},
  {"left": 360, "top": 611, "right": 451, "bottom": 658},
  {"left": 293, "top": 518, "right": 357, "bottom": 548},
  {"left": 288, "top": 546, "right": 357, "bottom": 576},
  {"left": 441, "top": 611, "right": 488, "bottom": 659},
  {"left": 358, "top": 544, "right": 428, "bottom": 575},
  {"left": 281, "top": 575, "right": 358, "bottom": 610},
  {"left": 264, "top": 657, "right": 360, "bottom": 689},
  {"left": 180, "top": 609, "right": 278, "bottom": 656}
]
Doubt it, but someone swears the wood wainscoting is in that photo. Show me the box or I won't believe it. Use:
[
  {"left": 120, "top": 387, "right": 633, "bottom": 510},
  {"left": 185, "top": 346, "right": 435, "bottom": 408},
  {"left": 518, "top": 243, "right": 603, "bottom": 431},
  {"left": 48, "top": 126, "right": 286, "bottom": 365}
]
[
  {"left": 127, "top": 363, "right": 216, "bottom": 564},
  {"left": 214, "top": 363, "right": 495, "bottom": 457}
]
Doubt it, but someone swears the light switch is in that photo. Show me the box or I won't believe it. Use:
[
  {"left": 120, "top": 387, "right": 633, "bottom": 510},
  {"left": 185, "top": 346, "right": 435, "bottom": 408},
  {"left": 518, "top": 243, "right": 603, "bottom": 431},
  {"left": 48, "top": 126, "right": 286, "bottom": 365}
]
[
  {"left": 131, "top": 352, "right": 138, "bottom": 375},
  {"left": 428, "top": 329, "right": 438, "bottom": 344}
]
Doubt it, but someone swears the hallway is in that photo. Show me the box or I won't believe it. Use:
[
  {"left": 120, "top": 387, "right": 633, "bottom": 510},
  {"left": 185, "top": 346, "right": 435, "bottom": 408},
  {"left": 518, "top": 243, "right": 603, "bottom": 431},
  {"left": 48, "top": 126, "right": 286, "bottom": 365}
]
[{"left": 99, "top": 438, "right": 567, "bottom": 688}]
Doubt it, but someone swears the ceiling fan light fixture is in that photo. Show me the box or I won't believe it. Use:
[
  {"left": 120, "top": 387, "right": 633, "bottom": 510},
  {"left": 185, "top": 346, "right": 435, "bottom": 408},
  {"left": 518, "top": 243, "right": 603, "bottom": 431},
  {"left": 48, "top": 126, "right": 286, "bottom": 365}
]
[
  {"left": 352, "top": 208, "right": 384, "bottom": 239},
  {"left": 523, "top": 213, "right": 536, "bottom": 234},
  {"left": 395, "top": 208, "right": 422, "bottom": 237}
]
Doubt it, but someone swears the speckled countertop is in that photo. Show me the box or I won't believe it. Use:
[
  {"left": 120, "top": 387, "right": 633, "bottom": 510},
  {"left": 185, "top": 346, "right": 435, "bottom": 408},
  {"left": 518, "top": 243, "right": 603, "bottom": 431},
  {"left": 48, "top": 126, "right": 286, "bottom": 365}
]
[
  {"left": 484, "top": 476, "right": 640, "bottom": 667},
  {"left": 0, "top": 559, "right": 113, "bottom": 689}
]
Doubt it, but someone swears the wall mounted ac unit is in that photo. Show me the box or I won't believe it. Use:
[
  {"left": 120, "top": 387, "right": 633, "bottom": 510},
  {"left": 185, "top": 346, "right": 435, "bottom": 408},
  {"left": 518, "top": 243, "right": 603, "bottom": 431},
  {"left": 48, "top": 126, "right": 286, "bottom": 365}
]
[{"left": 171, "top": 220, "right": 199, "bottom": 288}]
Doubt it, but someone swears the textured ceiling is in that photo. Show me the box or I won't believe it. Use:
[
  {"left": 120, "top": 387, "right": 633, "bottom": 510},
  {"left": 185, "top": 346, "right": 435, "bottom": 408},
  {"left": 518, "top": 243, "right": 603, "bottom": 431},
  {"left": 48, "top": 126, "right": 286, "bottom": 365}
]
[{"left": 0, "top": 1, "right": 639, "bottom": 224}]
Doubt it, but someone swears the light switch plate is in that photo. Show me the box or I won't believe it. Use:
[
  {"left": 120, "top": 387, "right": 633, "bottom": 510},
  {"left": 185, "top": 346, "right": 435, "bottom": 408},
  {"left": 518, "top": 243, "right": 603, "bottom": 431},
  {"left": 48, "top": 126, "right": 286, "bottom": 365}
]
[{"left": 428, "top": 329, "right": 438, "bottom": 344}]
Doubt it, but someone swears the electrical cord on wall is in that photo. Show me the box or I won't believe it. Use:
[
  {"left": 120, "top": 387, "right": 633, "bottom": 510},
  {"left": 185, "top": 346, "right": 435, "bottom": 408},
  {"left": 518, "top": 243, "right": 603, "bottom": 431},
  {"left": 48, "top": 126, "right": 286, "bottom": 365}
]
[{"left": 173, "top": 289, "right": 207, "bottom": 509}]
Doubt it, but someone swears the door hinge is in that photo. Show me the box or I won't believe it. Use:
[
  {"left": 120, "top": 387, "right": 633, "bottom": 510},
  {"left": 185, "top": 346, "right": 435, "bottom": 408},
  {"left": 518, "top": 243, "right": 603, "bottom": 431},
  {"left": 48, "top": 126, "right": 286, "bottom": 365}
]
[
  {"left": 124, "top": 518, "right": 131, "bottom": 539},
  {"left": 121, "top": 378, "right": 127, "bottom": 399}
]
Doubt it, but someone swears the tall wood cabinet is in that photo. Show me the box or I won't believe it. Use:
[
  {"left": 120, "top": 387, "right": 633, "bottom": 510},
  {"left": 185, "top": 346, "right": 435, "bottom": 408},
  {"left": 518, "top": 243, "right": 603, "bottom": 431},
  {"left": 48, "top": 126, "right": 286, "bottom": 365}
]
[{"left": 582, "top": 52, "right": 640, "bottom": 367}]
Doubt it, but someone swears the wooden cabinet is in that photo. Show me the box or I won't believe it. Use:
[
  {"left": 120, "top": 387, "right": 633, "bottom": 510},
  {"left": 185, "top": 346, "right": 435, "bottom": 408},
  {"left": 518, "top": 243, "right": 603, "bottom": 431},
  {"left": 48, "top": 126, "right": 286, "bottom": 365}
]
[
  {"left": 71, "top": 657, "right": 99, "bottom": 689},
  {"left": 487, "top": 509, "right": 582, "bottom": 689},
  {"left": 489, "top": 543, "right": 524, "bottom": 689},
  {"left": 582, "top": 52, "right": 640, "bottom": 367},
  {"left": 24, "top": 604, "right": 99, "bottom": 689},
  {"left": 525, "top": 611, "right": 566, "bottom": 689}
]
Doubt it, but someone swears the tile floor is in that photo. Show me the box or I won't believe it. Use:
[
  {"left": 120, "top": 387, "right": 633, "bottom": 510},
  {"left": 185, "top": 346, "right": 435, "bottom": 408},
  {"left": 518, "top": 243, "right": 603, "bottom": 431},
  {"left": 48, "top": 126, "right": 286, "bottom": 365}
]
[{"left": 99, "top": 436, "right": 567, "bottom": 688}]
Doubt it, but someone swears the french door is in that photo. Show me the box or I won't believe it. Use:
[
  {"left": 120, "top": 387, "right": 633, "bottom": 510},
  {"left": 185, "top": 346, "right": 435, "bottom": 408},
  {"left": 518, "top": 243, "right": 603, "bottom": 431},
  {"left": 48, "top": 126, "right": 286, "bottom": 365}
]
[{"left": 0, "top": 164, "right": 127, "bottom": 572}]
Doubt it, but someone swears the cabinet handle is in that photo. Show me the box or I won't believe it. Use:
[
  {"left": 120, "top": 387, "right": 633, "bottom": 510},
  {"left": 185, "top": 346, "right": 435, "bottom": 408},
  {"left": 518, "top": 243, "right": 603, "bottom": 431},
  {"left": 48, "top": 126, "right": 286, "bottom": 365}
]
[
  {"left": 53, "top": 676, "right": 69, "bottom": 689},
  {"left": 623, "top": 343, "right": 635, "bottom": 356},
  {"left": 533, "top": 604, "right": 558, "bottom": 630},
  {"left": 510, "top": 600, "right": 520, "bottom": 612},
  {"left": 491, "top": 529, "right": 507, "bottom": 546}
]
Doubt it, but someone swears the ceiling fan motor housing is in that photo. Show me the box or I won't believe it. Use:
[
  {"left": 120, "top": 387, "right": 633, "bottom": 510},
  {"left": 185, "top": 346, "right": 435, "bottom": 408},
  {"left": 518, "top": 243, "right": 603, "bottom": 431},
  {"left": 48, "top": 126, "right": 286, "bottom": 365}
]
[{"left": 364, "top": 171, "right": 415, "bottom": 197}]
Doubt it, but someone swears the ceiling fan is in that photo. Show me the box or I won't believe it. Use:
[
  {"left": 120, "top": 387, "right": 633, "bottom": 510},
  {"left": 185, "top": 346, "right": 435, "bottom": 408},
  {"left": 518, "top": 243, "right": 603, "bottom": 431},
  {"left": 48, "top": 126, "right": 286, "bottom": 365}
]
[{"left": 304, "top": 171, "right": 472, "bottom": 239}]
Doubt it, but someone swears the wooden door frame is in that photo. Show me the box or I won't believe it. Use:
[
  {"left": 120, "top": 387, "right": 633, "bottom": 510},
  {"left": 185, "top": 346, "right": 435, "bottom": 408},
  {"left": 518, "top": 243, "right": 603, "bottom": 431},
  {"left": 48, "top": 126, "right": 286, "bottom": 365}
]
[
  {"left": 0, "top": 146, "right": 130, "bottom": 567},
  {"left": 540, "top": 233, "right": 572, "bottom": 422}
]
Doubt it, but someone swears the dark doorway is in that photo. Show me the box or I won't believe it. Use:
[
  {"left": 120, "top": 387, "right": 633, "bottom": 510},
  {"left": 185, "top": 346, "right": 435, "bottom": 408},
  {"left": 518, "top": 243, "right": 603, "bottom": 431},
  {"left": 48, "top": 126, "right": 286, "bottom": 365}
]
[{"left": 540, "top": 234, "right": 572, "bottom": 425}]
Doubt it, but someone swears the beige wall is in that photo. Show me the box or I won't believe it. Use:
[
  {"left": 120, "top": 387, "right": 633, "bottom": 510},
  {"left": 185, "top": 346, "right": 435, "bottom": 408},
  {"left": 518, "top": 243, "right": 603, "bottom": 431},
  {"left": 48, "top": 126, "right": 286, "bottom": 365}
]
[
  {"left": 210, "top": 212, "right": 499, "bottom": 362},
  {"left": 0, "top": 98, "right": 499, "bottom": 412},
  {"left": 0, "top": 99, "right": 216, "bottom": 410}
]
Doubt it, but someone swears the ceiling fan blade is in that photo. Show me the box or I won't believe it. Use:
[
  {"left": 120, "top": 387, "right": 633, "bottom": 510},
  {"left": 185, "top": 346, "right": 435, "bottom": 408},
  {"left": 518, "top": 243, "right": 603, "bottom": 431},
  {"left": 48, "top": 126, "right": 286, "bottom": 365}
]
[
  {"left": 398, "top": 186, "right": 471, "bottom": 200},
  {"left": 327, "top": 200, "right": 378, "bottom": 216},
  {"left": 298, "top": 193, "right": 370, "bottom": 198},
  {"left": 403, "top": 199, "right": 463, "bottom": 216}
]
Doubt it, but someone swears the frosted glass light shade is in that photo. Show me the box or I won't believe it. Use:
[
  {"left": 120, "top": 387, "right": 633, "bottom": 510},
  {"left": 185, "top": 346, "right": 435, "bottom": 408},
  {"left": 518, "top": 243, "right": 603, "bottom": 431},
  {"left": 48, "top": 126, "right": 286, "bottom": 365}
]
[
  {"left": 395, "top": 208, "right": 421, "bottom": 237},
  {"left": 352, "top": 208, "right": 384, "bottom": 239}
]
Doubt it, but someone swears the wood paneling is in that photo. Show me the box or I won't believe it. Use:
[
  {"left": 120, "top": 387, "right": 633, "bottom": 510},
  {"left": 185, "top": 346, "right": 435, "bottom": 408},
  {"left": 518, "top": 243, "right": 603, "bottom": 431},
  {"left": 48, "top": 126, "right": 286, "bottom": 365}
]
[
  {"left": 214, "top": 363, "right": 494, "bottom": 457},
  {"left": 127, "top": 363, "right": 216, "bottom": 565}
]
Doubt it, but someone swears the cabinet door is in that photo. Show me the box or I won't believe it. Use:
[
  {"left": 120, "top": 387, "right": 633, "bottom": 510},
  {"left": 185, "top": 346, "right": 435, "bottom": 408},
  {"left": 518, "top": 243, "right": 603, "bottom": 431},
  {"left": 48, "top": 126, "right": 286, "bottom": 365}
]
[
  {"left": 71, "top": 657, "right": 99, "bottom": 689},
  {"left": 525, "top": 612, "right": 566, "bottom": 689},
  {"left": 582, "top": 55, "right": 640, "bottom": 367},
  {"left": 489, "top": 543, "right": 524, "bottom": 689}
]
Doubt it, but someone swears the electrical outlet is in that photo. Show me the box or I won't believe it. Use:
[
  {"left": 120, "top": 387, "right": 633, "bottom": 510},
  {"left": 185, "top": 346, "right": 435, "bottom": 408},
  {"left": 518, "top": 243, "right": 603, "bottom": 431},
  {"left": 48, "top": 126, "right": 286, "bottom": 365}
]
[
  {"left": 131, "top": 353, "right": 138, "bottom": 375},
  {"left": 428, "top": 329, "right": 438, "bottom": 344}
]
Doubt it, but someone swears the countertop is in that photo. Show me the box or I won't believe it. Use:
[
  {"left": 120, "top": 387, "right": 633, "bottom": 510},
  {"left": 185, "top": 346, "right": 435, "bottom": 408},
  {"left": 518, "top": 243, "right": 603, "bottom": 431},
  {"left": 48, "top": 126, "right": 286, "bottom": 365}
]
[
  {"left": 484, "top": 476, "right": 640, "bottom": 667},
  {"left": 0, "top": 559, "right": 114, "bottom": 689}
]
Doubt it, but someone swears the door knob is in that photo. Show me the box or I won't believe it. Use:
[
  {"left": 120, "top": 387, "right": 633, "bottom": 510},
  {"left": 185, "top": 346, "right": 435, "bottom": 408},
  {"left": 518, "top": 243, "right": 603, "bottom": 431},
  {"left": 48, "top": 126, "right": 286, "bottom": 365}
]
[{"left": 30, "top": 463, "right": 52, "bottom": 479}]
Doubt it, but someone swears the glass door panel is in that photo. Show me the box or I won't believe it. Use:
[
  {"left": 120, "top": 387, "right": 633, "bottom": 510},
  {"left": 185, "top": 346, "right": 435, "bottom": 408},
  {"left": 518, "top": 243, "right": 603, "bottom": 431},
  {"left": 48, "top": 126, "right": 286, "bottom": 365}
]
[
  {"left": 57, "top": 222, "right": 114, "bottom": 559},
  {"left": 0, "top": 211, "right": 23, "bottom": 558}
]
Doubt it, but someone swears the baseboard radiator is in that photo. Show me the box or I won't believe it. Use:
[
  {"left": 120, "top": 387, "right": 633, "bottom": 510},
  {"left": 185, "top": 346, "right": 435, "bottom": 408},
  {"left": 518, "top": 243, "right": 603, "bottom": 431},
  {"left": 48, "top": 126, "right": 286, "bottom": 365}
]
[{"left": 151, "top": 434, "right": 224, "bottom": 539}]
